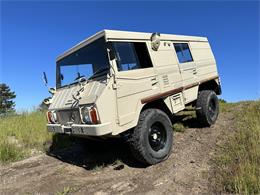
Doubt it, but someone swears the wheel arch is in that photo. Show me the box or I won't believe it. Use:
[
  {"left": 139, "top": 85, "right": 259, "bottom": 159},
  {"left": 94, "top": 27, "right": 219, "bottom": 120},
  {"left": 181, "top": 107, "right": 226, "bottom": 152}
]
[
  {"left": 141, "top": 99, "right": 173, "bottom": 122},
  {"left": 199, "top": 79, "right": 221, "bottom": 95}
]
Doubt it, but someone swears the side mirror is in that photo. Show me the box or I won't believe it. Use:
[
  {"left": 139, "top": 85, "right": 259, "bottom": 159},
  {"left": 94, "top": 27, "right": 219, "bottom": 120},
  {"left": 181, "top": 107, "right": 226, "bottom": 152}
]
[{"left": 43, "top": 72, "right": 48, "bottom": 86}]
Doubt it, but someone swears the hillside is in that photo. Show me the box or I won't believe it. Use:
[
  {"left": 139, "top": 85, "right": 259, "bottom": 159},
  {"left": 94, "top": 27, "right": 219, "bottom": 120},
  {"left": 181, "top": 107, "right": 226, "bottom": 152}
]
[{"left": 0, "top": 101, "right": 259, "bottom": 194}]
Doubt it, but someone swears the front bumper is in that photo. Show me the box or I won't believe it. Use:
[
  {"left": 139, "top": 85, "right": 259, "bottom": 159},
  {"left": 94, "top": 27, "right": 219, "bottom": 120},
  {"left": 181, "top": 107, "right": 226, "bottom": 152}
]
[{"left": 47, "top": 122, "right": 112, "bottom": 136}]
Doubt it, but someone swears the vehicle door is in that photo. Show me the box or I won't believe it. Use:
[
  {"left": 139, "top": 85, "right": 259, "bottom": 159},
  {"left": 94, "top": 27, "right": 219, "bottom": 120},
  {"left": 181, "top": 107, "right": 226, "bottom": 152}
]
[{"left": 111, "top": 41, "right": 159, "bottom": 126}]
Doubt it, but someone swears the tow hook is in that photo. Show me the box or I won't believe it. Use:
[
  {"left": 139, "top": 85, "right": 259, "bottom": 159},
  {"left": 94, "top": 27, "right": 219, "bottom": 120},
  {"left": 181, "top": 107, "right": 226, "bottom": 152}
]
[
  {"left": 64, "top": 122, "right": 73, "bottom": 134},
  {"left": 63, "top": 126, "right": 72, "bottom": 134}
]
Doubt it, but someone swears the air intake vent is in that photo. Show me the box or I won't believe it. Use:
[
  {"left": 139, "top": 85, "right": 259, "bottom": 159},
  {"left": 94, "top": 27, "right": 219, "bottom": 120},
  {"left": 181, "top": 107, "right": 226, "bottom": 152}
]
[{"left": 162, "top": 75, "right": 169, "bottom": 86}]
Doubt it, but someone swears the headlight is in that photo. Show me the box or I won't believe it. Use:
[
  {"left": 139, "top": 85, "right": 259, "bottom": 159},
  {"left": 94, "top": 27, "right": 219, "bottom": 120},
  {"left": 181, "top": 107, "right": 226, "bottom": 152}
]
[
  {"left": 80, "top": 107, "right": 91, "bottom": 124},
  {"left": 80, "top": 105, "right": 100, "bottom": 124},
  {"left": 46, "top": 110, "right": 58, "bottom": 124}
]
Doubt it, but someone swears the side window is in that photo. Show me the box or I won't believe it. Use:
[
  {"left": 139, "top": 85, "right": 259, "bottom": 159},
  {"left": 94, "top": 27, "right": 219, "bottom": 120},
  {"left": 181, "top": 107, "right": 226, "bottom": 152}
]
[
  {"left": 173, "top": 43, "right": 193, "bottom": 63},
  {"left": 113, "top": 42, "right": 153, "bottom": 71}
]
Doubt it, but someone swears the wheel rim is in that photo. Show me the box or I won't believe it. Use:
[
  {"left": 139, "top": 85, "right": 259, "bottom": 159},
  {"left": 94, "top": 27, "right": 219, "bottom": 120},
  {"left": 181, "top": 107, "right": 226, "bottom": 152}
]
[
  {"left": 148, "top": 122, "right": 167, "bottom": 151},
  {"left": 208, "top": 98, "right": 217, "bottom": 118}
]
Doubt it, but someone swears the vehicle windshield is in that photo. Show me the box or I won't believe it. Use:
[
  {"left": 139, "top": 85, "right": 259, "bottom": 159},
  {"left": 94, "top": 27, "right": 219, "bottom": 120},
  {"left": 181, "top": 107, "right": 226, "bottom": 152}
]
[{"left": 56, "top": 38, "right": 110, "bottom": 88}]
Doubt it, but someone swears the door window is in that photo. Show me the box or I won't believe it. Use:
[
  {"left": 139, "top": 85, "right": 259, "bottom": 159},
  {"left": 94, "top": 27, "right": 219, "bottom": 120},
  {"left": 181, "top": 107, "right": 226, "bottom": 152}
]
[
  {"left": 113, "top": 42, "right": 153, "bottom": 71},
  {"left": 174, "top": 43, "right": 193, "bottom": 63}
]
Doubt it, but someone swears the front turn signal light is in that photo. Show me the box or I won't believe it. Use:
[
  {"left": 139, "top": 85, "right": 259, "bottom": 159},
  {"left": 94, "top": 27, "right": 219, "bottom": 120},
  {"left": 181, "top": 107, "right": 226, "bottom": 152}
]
[{"left": 46, "top": 111, "right": 57, "bottom": 124}]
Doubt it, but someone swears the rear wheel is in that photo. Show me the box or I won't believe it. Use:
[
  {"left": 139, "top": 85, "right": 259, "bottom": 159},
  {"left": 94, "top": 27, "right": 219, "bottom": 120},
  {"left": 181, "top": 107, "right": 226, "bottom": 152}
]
[
  {"left": 196, "top": 90, "right": 219, "bottom": 127},
  {"left": 127, "top": 109, "right": 173, "bottom": 165}
]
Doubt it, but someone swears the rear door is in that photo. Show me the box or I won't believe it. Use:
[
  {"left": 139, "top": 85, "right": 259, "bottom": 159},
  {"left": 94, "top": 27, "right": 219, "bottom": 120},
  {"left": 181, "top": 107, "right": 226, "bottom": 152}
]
[{"left": 173, "top": 43, "right": 198, "bottom": 87}]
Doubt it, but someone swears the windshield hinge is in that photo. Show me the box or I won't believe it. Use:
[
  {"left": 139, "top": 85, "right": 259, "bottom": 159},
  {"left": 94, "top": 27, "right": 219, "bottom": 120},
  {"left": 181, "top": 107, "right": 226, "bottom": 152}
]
[{"left": 112, "top": 83, "right": 117, "bottom": 89}]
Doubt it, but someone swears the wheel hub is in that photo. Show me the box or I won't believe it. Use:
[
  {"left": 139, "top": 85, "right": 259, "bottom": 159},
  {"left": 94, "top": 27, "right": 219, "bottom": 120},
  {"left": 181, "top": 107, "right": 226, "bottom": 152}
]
[
  {"left": 149, "top": 122, "right": 167, "bottom": 151},
  {"left": 152, "top": 133, "right": 158, "bottom": 140}
]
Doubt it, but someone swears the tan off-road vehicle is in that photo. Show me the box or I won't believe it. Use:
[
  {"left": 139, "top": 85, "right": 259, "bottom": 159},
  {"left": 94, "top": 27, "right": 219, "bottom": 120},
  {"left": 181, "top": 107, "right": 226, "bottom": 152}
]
[{"left": 44, "top": 30, "right": 221, "bottom": 165}]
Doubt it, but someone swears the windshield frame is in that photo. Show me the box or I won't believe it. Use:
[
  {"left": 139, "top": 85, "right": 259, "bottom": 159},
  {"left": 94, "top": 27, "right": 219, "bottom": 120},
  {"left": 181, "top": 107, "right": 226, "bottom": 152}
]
[{"left": 56, "top": 37, "right": 110, "bottom": 89}]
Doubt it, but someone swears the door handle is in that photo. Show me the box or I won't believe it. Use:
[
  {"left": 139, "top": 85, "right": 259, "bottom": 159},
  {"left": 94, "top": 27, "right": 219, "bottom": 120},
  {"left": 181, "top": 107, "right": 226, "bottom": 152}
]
[{"left": 151, "top": 78, "right": 158, "bottom": 85}]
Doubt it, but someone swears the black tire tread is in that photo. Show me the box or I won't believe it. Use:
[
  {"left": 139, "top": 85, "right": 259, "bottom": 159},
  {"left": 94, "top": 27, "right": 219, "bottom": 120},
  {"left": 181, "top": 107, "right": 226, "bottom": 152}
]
[
  {"left": 127, "top": 109, "right": 172, "bottom": 165},
  {"left": 196, "top": 90, "right": 219, "bottom": 126},
  {"left": 128, "top": 109, "right": 149, "bottom": 164}
]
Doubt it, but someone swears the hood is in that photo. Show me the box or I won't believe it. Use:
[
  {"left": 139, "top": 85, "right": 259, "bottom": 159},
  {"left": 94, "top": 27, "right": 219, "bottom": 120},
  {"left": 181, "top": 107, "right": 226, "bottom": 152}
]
[{"left": 49, "top": 80, "right": 107, "bottom": 110}]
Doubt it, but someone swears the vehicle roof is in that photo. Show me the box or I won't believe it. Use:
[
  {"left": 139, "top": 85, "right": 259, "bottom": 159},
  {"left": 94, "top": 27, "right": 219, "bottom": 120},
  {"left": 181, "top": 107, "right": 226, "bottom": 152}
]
[{"left": 57, "top": 29, "right": 208, "bottom": 61}]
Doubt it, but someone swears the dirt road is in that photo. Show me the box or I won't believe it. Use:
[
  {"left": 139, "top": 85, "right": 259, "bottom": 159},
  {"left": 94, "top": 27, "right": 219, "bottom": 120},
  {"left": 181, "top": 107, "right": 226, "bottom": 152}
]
[{"left": 0, "top": 110, "right": 235, "bottom": 195}]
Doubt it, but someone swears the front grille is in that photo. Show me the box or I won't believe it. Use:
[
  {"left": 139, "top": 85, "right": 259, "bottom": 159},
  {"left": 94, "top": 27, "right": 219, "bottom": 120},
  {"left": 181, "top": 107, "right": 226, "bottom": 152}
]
[{"left": 57, "top": 109, "right": 81, "bottom": 125}]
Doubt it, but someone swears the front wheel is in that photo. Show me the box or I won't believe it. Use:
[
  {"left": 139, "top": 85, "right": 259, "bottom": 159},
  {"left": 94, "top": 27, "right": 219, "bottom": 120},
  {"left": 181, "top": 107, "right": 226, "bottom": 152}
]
[
  {"left": 127, "top": 109, "right": 173, "bottom": 165},
  {"left": 196, "top": 90, "right": 219, "bottom": 127}
]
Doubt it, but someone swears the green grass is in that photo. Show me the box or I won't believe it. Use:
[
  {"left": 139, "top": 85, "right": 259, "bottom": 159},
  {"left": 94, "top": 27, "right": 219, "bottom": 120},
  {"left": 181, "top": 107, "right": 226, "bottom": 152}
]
[
  {"left": 0, "top": 141, "right": 26, "bottom": 163},
  {"left": 212, "top": 101, "right": 260, "bottom": 194},
  {"left": 173, "top": 123, "right": 185, "bottom": 132},
  {"left": 173, "top": 108, "right": 196, "bottom": 132},
  {"left": 219, "top": 101, "right": 237, "bottom": 113},
  {"left": 56, "top": 186, "right": 77, "bottom": 195},
  {"left": 0, "top": 111, "right": 75, "bottom": 164}
]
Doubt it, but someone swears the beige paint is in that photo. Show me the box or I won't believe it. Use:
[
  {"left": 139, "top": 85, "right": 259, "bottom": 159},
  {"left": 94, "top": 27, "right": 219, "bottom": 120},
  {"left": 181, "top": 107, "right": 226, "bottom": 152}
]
[{"left": 47, "top": 30, "right": 220, "bottom": 137}]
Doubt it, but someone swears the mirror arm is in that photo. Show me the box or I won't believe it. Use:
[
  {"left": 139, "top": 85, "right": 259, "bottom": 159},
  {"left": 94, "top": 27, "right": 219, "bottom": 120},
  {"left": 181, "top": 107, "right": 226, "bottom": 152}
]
[{"left": 43, "top": 71, "right": 48, "bottom": 86}]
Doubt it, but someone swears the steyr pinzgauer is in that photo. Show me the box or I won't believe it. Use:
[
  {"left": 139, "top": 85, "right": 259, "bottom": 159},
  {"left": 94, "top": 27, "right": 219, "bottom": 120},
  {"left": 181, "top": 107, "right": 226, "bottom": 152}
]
[{"left": 44, "top": 30, "right": 221, "bottom": 165}]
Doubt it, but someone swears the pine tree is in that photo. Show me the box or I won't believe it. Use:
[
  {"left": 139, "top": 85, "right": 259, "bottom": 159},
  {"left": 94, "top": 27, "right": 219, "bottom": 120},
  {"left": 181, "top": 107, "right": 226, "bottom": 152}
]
[{"left": 0, "top": 83, "right": 16, "bottom": 114}]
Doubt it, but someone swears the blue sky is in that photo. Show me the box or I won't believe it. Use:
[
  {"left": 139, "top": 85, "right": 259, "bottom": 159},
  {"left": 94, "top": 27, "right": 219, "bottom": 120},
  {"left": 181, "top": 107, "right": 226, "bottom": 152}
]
[{"left": 1, "top": 1, "right": 259, "bottom": 111}]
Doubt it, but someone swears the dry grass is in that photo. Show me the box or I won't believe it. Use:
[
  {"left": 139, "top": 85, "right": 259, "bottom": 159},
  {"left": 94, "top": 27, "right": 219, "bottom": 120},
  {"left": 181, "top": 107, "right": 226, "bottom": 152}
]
[{"left": 212, "top": 101, "right": 260, "bottom": 194}]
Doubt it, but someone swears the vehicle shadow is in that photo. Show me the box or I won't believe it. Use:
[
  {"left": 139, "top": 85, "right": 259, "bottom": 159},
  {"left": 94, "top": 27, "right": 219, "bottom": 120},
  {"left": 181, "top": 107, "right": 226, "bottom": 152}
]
[
  {"left": 172, "top": 113, "right": 203, "bottom": 129},
  {"left": 46, "top": 113, "right": 201, "bottom": 170},
  {"left": 46, "top": 134, "right": 146, "bottom": 170}
]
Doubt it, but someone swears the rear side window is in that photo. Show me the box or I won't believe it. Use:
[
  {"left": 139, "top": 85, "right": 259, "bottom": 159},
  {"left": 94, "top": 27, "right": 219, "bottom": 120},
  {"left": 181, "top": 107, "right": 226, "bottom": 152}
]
[
  {"left": 113, "top": 42, "right": 153, "bottom": 71},
  {"left": 173, "top": 43, "right": 193, "bottom": 63}
]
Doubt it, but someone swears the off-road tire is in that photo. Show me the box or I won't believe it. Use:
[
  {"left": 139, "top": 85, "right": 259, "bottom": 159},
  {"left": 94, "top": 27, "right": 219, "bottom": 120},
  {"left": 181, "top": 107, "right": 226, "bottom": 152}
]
[
  {"left": 196, "top": 90, "right": 219, "bottom": 127},
  {"left": 128, "top": 109, "right": 173, "bottom": 165}
]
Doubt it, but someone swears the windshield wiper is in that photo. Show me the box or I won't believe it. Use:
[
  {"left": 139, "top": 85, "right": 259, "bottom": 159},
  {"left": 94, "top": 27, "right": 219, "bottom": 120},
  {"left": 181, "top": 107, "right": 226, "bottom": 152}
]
[
  {"left": 74, "top": 74, "right": 86, "bottom": 81},
  {"left": 88, "top": 66, "right": 110, "bottom": 80},
  {"left": 58, "top": 67, "right": 109, "bottom": 88}
]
